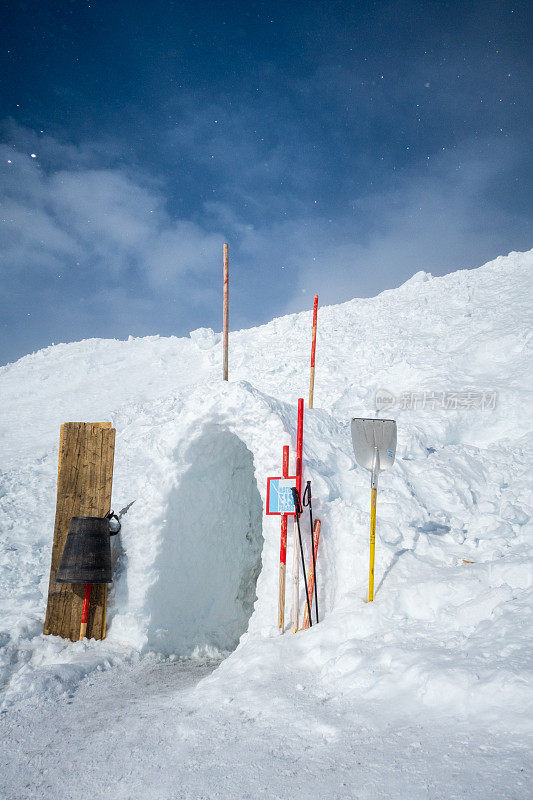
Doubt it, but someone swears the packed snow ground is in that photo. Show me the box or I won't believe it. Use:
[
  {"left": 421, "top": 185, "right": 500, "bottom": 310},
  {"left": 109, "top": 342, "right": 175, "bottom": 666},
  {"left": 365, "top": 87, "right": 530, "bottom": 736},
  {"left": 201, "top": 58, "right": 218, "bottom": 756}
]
[{"left": 1, "top": 249, "right": 532, "bottom": 799}]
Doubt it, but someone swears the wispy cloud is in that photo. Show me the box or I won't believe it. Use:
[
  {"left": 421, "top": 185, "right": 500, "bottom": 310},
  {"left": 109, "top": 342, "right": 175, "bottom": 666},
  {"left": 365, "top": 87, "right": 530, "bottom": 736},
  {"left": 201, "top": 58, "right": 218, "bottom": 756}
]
[
  {"left": 0, "top": 125, "right": 228, "bottom": 362},
  {"left": 1, "top": 40, "right": 530, "bottom": 363},
  {"left": 0, "top": 128, "right": 223, "bottom": 290}
]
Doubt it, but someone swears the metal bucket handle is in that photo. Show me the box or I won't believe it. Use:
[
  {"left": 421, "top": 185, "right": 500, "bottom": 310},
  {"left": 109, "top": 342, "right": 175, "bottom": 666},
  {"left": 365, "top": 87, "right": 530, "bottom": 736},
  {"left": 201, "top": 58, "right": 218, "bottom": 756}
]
[{"left": 106, "top": 511, "right": 121, "bottom": 535}]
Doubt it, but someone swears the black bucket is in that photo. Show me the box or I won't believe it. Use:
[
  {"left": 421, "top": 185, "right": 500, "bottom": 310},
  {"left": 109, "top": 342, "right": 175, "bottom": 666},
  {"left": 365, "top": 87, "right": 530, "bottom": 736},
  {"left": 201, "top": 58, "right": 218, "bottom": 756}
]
[{"left": 56, "top": 516, "right": 114, "bottom": 584}]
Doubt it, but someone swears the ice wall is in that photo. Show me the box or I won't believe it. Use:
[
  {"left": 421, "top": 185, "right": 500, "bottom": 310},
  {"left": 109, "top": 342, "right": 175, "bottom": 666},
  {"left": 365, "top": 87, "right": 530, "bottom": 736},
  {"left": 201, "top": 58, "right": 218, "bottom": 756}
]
[{"left": 144, "top": 426, "right": 263, "bottom": 655}]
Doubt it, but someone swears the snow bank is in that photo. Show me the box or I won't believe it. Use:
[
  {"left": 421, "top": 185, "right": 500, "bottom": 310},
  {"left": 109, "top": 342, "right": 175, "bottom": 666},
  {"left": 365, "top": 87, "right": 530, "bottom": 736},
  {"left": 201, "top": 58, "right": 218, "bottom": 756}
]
[{"left": 0, "top": 249, "right": 532, "bottom": 731}]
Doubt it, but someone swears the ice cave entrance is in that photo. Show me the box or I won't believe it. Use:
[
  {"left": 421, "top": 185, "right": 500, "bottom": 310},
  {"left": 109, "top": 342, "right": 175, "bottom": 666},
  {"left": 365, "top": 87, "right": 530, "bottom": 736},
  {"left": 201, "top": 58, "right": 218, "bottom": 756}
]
[{"left": 146, "top": 426, "right": 264, "bottom": 656}]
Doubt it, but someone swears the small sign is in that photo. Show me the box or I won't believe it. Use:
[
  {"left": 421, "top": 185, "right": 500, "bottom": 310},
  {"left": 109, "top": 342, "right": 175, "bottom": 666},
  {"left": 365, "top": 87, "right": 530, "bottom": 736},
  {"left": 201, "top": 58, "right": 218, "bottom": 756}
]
[{"left": 266, "top": 476, "right": 298, "bottom": 515}]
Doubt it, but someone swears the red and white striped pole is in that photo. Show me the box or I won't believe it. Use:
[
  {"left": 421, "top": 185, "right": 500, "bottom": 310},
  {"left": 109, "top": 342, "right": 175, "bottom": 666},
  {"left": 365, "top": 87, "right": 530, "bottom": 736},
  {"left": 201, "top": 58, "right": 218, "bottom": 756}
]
[
  {"left": 302, "top": 519, "right": 321, "bottom": 630},
  {"left": 292, "top": 398, "right": 304, "bottom": 633},
  {"left": 309, "top": 294, "right": 318, "bottom": 408},
  {"left": 223, "top": 243, "right": 229, "bottom": 381},
  {"left": 79, "top": 582, "right": 91, "bottom": 640},
  {"left": 278, "top": 445, "right": 290, "bottom": 633}
]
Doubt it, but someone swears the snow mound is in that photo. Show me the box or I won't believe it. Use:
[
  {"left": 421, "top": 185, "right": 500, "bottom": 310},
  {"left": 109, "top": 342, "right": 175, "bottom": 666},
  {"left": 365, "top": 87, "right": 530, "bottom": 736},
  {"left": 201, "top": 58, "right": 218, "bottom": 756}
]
[{"left": 0, "top": 249, "right": 532, "bottom": 731}]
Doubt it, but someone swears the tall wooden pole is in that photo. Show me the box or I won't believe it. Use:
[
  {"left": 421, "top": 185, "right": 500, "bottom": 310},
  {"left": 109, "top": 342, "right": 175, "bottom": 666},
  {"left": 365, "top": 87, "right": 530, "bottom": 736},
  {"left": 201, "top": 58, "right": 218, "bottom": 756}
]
[
  {"left": 223, "top": 242, "right": 229, "bottom": 381},
  {"left": 309, "top": 294, "right": 318, "bottom": 408},
  {"left": 292, "top": 398, "right": 304, "bottom": 633}
]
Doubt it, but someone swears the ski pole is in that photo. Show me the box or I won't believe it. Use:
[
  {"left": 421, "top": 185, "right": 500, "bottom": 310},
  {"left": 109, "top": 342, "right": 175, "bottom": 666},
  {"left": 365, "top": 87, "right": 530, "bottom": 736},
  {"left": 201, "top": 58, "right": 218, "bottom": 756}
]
[
  {"left": 302, "top": 481, "right": 319, "bottom": 624},
  {"left": 291, "top": 487, "right": 313, "bottom": 628}
]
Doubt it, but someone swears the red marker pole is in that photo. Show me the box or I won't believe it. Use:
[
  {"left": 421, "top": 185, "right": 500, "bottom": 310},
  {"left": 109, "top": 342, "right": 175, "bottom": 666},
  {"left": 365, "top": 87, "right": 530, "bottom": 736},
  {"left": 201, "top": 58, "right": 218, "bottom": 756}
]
[
  {"left": 278, "top": 445, "right": 290, "bottom": 632},
  {"left": 296, "top": 398, "right": 304, "bottom": 494},
  {"left": 309, "top": 294, "right": 318, "bottom": 408},
  {"left": 302, "top": 519, "right": 321, "bottom": 630},
  {"left": 79, "top": 583, "right": 92, "bottom": 640},
  {"left": 223, "top": 243, "right": 229, "bottom": 381},
  {"left": 292, "top": 398, "right": 304, "bottom": 633}
]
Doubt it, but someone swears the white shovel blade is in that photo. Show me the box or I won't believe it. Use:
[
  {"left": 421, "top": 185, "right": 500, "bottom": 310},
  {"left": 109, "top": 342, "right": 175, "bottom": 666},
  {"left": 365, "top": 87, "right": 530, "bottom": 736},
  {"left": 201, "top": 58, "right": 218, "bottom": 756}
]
[{"left": 351, "top": 418, "right": 397, "bottom": 472}]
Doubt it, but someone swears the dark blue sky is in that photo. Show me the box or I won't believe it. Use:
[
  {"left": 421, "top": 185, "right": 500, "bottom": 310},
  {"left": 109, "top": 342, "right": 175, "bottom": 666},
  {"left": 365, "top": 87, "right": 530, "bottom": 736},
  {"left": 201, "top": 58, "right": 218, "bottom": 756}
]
[{"left": 1, "top": 0, "right": 531, "bottom": 364}]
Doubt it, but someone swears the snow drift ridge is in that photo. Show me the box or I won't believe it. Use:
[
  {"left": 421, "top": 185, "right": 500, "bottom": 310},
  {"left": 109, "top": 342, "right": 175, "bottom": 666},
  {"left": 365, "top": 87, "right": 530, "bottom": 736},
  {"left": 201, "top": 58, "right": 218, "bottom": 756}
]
[{"left": 0, "top": 249, "right": 532, "bottom": 732}]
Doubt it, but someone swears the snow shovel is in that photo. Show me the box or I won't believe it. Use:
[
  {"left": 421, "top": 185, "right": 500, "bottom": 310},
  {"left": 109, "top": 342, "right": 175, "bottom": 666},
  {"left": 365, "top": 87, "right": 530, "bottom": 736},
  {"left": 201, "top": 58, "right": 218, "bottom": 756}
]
[{"left": 351, "top": 418, "right": 397, "bottom": 602}]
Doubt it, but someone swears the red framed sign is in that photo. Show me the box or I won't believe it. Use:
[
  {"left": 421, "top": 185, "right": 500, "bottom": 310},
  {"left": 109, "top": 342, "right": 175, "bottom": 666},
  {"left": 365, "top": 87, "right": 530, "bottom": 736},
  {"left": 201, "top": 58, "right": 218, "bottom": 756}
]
[{"left": 266, "top": 476, "right": 298, "bottom": 515}]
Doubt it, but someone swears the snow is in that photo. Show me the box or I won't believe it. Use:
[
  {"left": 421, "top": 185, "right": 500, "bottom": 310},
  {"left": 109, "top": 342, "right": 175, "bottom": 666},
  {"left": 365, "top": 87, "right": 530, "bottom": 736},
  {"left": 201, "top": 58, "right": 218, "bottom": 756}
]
[{"left": 1, "top": 248, "right": 532, "bottom": 798}]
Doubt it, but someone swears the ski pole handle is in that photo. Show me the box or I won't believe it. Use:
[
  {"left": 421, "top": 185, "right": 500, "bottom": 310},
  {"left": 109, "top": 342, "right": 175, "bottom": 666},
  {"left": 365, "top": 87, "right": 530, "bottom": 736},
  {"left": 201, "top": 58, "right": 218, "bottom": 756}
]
[{"left": 291, "top": 487, "right": 302, "bottom": 515}]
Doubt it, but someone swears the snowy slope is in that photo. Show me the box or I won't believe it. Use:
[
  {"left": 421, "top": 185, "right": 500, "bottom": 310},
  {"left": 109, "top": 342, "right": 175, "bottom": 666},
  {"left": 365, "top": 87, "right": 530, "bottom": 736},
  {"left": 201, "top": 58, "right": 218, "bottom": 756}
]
[{"left": 1, "top": 249, "right": 532, "bottom": 799}]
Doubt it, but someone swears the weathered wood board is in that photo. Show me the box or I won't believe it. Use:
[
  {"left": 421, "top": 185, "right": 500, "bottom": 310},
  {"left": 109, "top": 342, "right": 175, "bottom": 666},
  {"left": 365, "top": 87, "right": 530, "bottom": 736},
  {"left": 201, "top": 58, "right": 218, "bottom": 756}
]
[{"left": 44, "top": 422, "right": 116, "bottom": 641}]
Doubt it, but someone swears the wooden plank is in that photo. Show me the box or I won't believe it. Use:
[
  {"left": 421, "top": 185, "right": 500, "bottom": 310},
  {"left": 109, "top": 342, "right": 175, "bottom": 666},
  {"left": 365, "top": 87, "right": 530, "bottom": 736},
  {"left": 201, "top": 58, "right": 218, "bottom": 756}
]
[{"left": 44, "top": 422, "right": 115, "bottom": 641}]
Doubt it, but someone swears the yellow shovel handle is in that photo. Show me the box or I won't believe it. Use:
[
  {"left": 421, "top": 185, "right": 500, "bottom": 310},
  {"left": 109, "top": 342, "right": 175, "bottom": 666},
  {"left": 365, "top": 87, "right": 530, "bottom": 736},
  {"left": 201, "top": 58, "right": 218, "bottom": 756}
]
[{"left": 369, "top": 487, "right": 377, "bottom": 602}]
